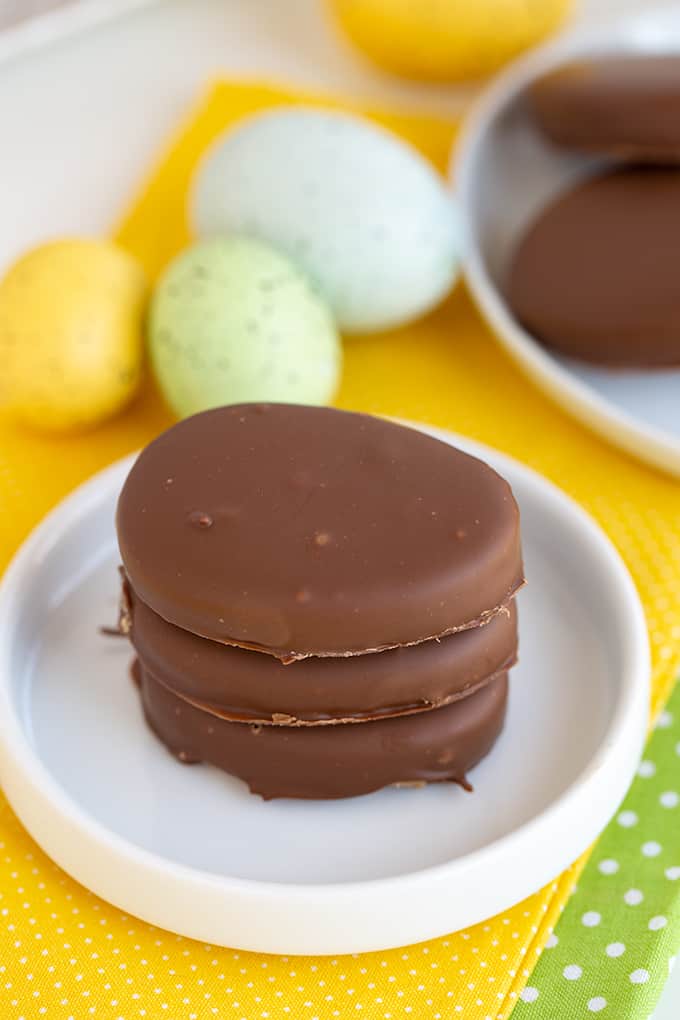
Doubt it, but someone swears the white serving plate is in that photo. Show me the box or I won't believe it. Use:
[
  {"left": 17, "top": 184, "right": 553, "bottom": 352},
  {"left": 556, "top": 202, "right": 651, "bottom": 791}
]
[
  {"left": 0, "top": 424, "right": 649, "bottom": 955},
  {"left": 455, "top": 4, "right": 680, "bottom": 477}
]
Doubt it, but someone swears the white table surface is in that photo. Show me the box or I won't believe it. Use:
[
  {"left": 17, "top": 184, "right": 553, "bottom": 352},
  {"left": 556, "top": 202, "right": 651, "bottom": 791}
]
[{"left": 0, "top": 0, "right": 678, "bottom": 1011}]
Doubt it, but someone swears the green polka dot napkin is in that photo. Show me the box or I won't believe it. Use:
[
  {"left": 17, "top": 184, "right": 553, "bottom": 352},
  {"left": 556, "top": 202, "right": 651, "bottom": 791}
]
[{"left": 512, "top": 683, "right": 680, "bottom": 1018}]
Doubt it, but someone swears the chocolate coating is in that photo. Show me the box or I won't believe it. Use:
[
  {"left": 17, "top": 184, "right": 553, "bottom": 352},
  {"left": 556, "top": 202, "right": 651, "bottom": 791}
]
[
  {"left": 507, "top": 168, "right": 680, "bottom": 366},
  {"left": 137, "top": 663, "right": 509, "bottom": 800},
  {"left": 125, "top": 578, "right": 517, "bottom": 724},
  {"left": 117, "top": 404, "right": 523, "bottom": 657},
  {"left": 530, "top": 56, "right": 680, "bottom": 163}
]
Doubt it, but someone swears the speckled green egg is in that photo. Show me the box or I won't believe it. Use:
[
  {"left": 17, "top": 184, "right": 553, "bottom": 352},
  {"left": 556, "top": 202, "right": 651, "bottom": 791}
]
[{"left": 149, "top": 236, "right": 341, "bottom": 417}]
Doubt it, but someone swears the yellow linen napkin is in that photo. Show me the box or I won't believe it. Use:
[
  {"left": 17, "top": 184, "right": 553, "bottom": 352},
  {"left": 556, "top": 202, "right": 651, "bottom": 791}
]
[{"left": 1, "top": 80, "right": 679, "bottom": 1020}]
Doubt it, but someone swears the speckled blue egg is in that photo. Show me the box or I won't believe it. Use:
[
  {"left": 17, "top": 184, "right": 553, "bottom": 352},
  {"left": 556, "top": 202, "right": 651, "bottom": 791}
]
[
  {"left": 191, "top": 108, "right": 462, "bottom": 333},
  {"left": 149, "top": 236, "right": 341, "bottom": 418}
]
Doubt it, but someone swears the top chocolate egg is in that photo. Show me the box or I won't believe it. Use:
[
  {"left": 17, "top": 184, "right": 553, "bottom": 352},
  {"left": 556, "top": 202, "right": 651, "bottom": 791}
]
[{"left": 117, "top": 404, "right": 523, "bottom": 659}]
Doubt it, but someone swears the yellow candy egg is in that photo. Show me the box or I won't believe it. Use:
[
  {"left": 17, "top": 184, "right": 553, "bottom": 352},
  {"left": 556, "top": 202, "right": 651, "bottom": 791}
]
[
  {"left": 0, "top": 239, "right": 147, "bottom": 431},
  {"left": 328, "top": 0, "right": 573, "bottom": 81}
]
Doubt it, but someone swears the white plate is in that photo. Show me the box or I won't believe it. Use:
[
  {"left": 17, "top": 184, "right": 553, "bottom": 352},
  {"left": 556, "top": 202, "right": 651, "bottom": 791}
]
[
  {"left": 454, "top": 5, "right": 680, "bottom": 477},
  {"left": 0, "top": 425, "right": 649, "bottom": 955}
]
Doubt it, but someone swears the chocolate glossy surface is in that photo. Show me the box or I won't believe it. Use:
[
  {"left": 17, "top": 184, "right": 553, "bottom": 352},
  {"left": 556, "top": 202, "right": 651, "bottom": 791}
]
[
  {"left": 137, "top": 663, "right": 509, "bottom": 800},
  {"left": 117, "top": 404, "right": 522, "bottom": 657},
  {"left": 530, "top": 55, "right": 680, "bottom": 162},
  {"left": 126, "top": 579, "right": 517, "bottom": 723},
  {"left": 507, "top": 168, "right": 680, "bottom": 366}
]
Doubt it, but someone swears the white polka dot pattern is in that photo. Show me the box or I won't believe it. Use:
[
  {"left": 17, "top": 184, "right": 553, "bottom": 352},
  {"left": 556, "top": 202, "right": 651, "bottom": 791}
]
[{"left": 512, "top": 678, "right": 680, "bottom": 1019}]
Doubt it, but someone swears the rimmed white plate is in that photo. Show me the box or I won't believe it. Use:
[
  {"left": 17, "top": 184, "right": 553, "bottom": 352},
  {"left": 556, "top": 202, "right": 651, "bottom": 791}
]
[
  {"left": 0, "top": 425, "right": 649, "bottom": 955},
  {"left": 454, "top": 5, "right": 680, "bottom": 477}
]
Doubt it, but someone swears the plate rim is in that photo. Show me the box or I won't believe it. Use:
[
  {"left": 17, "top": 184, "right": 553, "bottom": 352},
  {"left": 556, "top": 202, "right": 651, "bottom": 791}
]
[
  {"left": 0, "top": 425, "right": 650, "bottom": 952},
  {"left": 452, "top": 4, "right": 680, "bottom": 478}
]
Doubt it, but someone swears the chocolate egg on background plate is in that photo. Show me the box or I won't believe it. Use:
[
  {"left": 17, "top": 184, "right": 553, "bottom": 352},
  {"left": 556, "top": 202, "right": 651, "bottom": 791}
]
[
  {"left": 149, "top": 236, "right": 341, "bottom": 418},
  {"left": 0, "top": 239, "right": 147, "bottom": 431},
  {"left": 191, "top": 107, "right": 462, "bottom": 333},
  {"left": 453, "top": 2, "right": 680, "bottom": 477}
]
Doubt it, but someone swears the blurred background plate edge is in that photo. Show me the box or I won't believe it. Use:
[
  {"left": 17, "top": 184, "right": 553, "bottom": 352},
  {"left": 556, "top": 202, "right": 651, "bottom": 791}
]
[{"left": 454, "top": 3, "right": 680, "bottom": 478}]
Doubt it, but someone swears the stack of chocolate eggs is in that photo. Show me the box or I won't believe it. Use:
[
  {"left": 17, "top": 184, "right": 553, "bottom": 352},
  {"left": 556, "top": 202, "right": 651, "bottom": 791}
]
[{"left": 116, "top": 403, "right": 523, "bottom": 800}]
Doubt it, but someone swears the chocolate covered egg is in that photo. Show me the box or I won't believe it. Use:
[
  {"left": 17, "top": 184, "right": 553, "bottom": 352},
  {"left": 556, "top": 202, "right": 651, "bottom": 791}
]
[
  {"left": 0, "top": 239, "right": 147, "bottom": 431},
  {"left": 149, "top": 236, "right": 341, "bottom": 418},
  {"left": 191, "top": 108, "right": 462, "bottom": 333}
]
